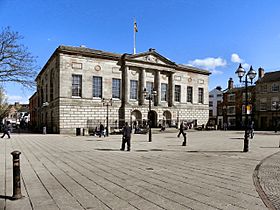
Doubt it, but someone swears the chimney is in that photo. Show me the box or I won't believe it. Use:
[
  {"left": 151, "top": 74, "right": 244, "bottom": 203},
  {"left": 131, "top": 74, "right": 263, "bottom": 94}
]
[
  {"left": 228, "top": 78, "right": 234, "bottom": 90},
  {"left": 258, "top": 67, "right": 264, "bottom": 79}
]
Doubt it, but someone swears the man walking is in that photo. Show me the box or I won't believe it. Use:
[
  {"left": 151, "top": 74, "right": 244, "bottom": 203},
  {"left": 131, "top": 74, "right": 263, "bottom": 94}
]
[
  {"left": 120, "top": 122, "right": 132, "bottom": 151},
  {"left": 1, "top": 121, "right": 11, "bottom": 139},
  {"left": 177, "top": 121, "right": 187, "bottom": 146}
]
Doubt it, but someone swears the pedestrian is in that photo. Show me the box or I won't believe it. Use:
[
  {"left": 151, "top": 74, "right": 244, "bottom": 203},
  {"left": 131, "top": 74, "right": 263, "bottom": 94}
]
[
  {"left": 99, "top": 123, "right": 105, "bottom": 137},
  {"left": 177, "top": 121, "right": 185, "bottom": 137},
  {"left": 120, "top": 122, "right": 132, "bottom": 151},
  {"left": 1, "top": 121, "right": 11, "bottom": 139},
  {"left": 249, "top": 121, "right": 254, "bottom": 139}
]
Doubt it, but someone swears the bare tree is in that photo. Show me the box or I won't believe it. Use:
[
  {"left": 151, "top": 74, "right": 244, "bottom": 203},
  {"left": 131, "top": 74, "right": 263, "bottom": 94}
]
[
  {"left": 0, "top": 27, "right": 37, "bottom": 88},
  {"left": 0, "top": 86, "right": 9, "bottom": 121}
]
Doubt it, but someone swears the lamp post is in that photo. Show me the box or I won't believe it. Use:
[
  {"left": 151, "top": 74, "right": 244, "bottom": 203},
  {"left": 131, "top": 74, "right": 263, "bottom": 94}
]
[
  {"left": 235, "top": 64, "right": 257, "bottom": 152},
  {"left": 42, "top": 102, "right": 49, "bottom": 134},
  {"left": 102, "top": 98, "right": 112, "bottom": 137},
  {"left": 143, "top": 88, "right": 157, "bottom": 142}
]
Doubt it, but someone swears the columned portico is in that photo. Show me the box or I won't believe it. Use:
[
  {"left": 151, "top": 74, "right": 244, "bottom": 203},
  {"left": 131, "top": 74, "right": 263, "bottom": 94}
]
[
  {"left": 154, "top": 70, "right": 161, "bottom": 106},
  {"left": 139, "top": 68, "right": 146, "bottom": 106},
  {"left": 168, "top": 72, "right": 174, "bottom": 107}
]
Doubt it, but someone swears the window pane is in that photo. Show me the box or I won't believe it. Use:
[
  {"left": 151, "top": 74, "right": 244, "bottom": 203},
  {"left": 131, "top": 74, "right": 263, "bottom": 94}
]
[
  {"left": 146, "top": 82, "right": 153, "bottom": 99},
  {"left": 175, "top": 85, "right": 181, "bottom": 102},
  {"left": 161, "top": 83, "right": 168, "bottom": 101},
  {"left": 93, "top": 76, "right": 102, "bottom": 98},
  {"left": 187, "top": 86, "right": 193, "bottom": 103},
  {"left": 130, "top": 80, "right": 138, "bottom": 99},
  {"left": 198, "top": 88, "right": 204, "bottom": 103},
  {"left": 72, "top": 75, "right": 82, "bottom": 97},
  {"left": 112, "top": 78, "right": 121, "bottom": 99}
]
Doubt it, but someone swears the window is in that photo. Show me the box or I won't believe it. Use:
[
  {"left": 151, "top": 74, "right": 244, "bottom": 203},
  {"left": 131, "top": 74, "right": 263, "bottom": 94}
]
[
  {"left": 161, "top": 83, "right": 168, "bottom": 101},
  {"left": 72, "top": 75, "right": 82, "bottom": 97},
  {"left": 198, "top": 88, "right": 204, "bottom": 103},
  {"left": 112, "top": 78, "right": 121, "bottom": 99},
  {"left": 209, "top": 94, "right": 214, "bottom": 98},
  {"left": 227, "top": 93, "right": 235, "bottom": 102},
  {"left": 175, "top": 85, "right": 181, "bottom": 102},
  {"left": 242, "top": 92, "right": 252, "bottom": 103},
  {"left": 272, "top": 83, "right": 280, "bottom": 92},
  {"left": 260, "top": 98, "right": 267, "bottom": 111},
  {"left": 209, "top": 101, "right": 213, "bottom": 107},
  {"left": 130, "top": 80, "right": 138, "bottom": 99},
  {"left": 209, "top": 110, "right": 213, "bottom": 117},
  {"left": 271, "top": 97, "right": 279, "bottom": 110},
  {"left": 146, "top": 82, "right": 154, "bottom": 99},
  {"left": 93, "top": 76, "right": 102, "bottom": 98},
  {"left": 187, "top": 86, "right": 193, "bottom": 103},
  {"left": 217, "top": 94, "right": 222, "bottom": 97},
  {"left": 227, "top": 106, "right": 235, "bottom": 115}
]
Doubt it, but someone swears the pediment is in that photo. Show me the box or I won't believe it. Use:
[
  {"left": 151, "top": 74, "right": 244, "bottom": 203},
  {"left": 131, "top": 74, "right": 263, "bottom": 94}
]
[{"left": 130, "top": 51, "right": 176, "bottom": 66}]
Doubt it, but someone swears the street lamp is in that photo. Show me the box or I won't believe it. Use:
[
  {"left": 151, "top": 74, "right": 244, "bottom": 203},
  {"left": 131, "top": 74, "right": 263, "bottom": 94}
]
[
  {"left": 143, "top": 88, "right": 157, "bottom": 142},
  {"left": 235, "top": 64, "right": 257, "bottom": 152},
  {"left": 102, "top": 98, "right": 112, "bottom": 136},
  {"left": 272, "top": 101, "right": 280, "bottom": 132}
]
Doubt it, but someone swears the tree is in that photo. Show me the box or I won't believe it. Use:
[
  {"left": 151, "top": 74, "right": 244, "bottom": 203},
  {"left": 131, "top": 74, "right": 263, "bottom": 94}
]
[
  {"left": 0, "top": 86, "right": 9, "bottom": 121},
  {"left": 0, "top": 27, "right": 37, "bottom": 88}
]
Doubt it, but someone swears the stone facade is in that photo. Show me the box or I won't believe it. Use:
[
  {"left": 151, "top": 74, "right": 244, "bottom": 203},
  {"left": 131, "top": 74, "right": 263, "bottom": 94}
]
[{"left": 34, "top": 46, "right": 210, "bottom": 134}]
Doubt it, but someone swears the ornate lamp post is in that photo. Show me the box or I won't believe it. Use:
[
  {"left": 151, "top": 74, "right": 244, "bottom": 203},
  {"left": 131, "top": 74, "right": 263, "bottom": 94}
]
[
  {"left": 235, "top": 64, "right": 257, "bottom": 152},
  {"left": 102, "top": 98, "right": 112, "bottom": 136},
  {"left": 143, "top": 88, "right": 157, "bottom": 142}
]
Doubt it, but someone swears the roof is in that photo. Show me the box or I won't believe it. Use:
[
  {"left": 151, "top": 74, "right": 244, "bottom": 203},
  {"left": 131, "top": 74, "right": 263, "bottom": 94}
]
[
  {"left": 36, "top": 45, "right": 210, "bottom": 81},
  {"left": 256, "top": 71, "right": 280, "bottom": 83}
]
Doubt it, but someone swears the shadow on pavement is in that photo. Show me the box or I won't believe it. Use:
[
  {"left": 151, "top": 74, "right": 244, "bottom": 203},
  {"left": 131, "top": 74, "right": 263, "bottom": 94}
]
[
  {"left": 0, "top": 195, "right": 13, "bottom": 200},
  {"left": 187, "top": 150, "right": 243, "bottom": 153}
]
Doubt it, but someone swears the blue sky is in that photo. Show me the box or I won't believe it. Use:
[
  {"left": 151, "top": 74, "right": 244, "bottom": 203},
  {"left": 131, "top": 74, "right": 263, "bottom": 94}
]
[{"left": 1, "top": 0, "right": 280, "bottom": 103}]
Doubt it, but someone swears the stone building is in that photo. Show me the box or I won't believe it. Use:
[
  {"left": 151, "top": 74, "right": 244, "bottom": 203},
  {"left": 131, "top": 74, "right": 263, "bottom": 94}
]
[
  {"left": 208, "top": 86, "right": 223, "bottom": 128},
  {"left": 254, "top": 69, "right": 280, "bottom": 130},
  {"left": 32, "top": 45, "right": 210, "bottom": 134}
]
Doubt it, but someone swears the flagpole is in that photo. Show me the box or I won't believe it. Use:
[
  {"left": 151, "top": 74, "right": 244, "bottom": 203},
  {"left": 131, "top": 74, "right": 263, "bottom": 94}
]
[{"left": 133, "top": 19, "right": 136, "bottom": 54}]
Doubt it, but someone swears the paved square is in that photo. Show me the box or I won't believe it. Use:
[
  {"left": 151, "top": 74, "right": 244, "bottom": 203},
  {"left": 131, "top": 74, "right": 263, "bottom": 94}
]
[{"left": 1, "top": 130, "right": 280, "bottom": 209}]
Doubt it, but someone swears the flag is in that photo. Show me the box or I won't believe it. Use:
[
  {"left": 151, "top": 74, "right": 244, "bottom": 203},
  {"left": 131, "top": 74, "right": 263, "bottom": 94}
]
[{"left": 134, "top": 20, "right": 138, "bottom": 32}]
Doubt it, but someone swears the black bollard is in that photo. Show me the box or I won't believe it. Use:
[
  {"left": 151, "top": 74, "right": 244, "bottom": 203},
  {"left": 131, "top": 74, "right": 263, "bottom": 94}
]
[{"left": 11, "top": 151, "right": 22, "bottom": 200}]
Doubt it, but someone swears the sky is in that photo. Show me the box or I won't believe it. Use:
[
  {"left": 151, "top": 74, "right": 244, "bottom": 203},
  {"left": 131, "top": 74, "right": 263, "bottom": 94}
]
[{"left": 1, "top": 0, "right": 280, "bottom": 103}]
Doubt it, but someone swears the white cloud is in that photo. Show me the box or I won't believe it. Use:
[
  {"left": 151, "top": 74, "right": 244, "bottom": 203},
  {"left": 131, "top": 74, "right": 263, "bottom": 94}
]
[
  {"left": 188, "top": 57, "right": 226, "bottom": 74},
  {"left": 231, "top": 53, "right": 243, "bottom": 63}
]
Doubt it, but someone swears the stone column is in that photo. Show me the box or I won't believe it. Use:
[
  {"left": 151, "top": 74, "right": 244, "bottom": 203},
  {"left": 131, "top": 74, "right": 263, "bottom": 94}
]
[
  {"left": 168, "top": 72, "right": 174, "bottom": 107},
  {"left": 138, "top": 68, "right": 146, "bottom": 105},
  {"left": 122, "top": 66, "right": 130, "bottom": 105},
  {"left": 154, "top": 70, "right": 161, "bottom": 106}
]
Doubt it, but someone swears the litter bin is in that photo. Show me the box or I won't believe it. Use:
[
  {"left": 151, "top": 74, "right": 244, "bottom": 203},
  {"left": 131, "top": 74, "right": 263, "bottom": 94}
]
[{"left": 76, "top": 128, "right": 81, "bottom": 136}]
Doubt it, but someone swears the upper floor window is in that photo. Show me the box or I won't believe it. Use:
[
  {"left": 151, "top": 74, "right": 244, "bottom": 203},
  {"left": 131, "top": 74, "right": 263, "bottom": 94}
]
[
  {"left": 93, "top": 76, "right": 102, "bottom": 98},
  {"left": 161, "top": 83, "right": 168, "bottom": 101},
  {"left": 209, "top": 94, "right": 214, "bottom": 98},
  {"left": 198, "top": 88, "right": 204, "bottom": 103},
  {"left": 146, "top": 82, "right": 154, "bottom": 99},
  {"left": 187, "top": 86, "right": 193, "bottom": 103},
  {"left": 175, "top": 85, "right": 181, "bottom": 102},
  {"left": 242, "top": 92, "right": 252, "bottom": 103},
  {"left": 217, "top": 94, "right": 222, "bottom": 97},
  {"left": 271, "top": 83, "right": 280, "bottom": 92},
  {"left": 209, "top": 101, "right": 213, "bottom": 107},
  {"left": 227, "top": 106, "right": 235, "bottom": 115},
  {"left": 209, "top": 110, "right": 213, "bottom": 117},
  {"left": 72, "top": 75, "right": 82, "bottom": 97},
  {"left": 227, "top": 93, "right": 235, "bottom": 102},
  {"left": 260, "top": 98, "right": 267, "bottom": 111},
  {"left": 271, "top": 97, "right": 279, "bottom": 110},
  {"left": 130, "top": 80, "right": 138, "bottom": 100},
  {"left": 112, "top": 78, "right": 121, "bottom": 99}
]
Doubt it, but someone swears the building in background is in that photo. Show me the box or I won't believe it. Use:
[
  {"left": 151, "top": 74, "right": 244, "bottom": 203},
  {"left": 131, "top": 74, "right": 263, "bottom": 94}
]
[
  {"left": 32, "top": 45, "right": 211, "bottom": 134},
  {"left": 254, "top": 69, "right": 280, "bottom": 130},
  {"left": 208, "top": 86, "right": 223, "bottom": 129}
]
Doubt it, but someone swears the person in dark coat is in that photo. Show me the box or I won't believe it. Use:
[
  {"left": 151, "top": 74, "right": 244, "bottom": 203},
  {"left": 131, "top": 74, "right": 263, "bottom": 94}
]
[
  {"left": 120, "top": 122, "right": 132, "bottom": 151},
  {"left": 1, "top": 122, "right": 11, "bottom": 139},
  {"left": 99, "top": 123, "right": 105, "bottom": 137},
  {"left": 177, "top": 122, "right": 185, "bottom": 137}
]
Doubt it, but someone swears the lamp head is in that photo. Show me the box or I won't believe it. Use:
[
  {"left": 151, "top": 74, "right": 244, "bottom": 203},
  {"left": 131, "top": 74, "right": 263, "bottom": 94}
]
[{"left": 235, "top": 63, "right": 245, "bottom": 82}]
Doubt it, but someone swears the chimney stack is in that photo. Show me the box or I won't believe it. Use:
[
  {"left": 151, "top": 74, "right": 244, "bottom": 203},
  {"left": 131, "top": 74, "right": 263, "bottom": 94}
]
[
  {"left": 228, "top": 78, "right": 234, "bottom": 90},
  {"left": 258, "top": 67, "right": 264, "bottom": 79}
]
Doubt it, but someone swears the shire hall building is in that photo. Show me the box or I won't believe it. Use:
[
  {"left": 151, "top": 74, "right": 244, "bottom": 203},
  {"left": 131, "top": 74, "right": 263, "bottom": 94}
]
[{"left": 30, "top": 45, "right": 210, "bottom": 134}]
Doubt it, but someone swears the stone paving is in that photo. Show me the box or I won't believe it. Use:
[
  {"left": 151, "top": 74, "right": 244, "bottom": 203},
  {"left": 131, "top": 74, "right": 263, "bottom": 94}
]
[{"left": 0, "top": 130, "right": 280, "bottom": 210}]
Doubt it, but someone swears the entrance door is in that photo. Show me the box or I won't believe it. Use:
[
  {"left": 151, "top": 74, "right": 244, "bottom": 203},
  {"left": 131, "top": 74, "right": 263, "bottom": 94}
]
[{"left": 148, "top": 110, "right": 158, "bottom": 127}]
